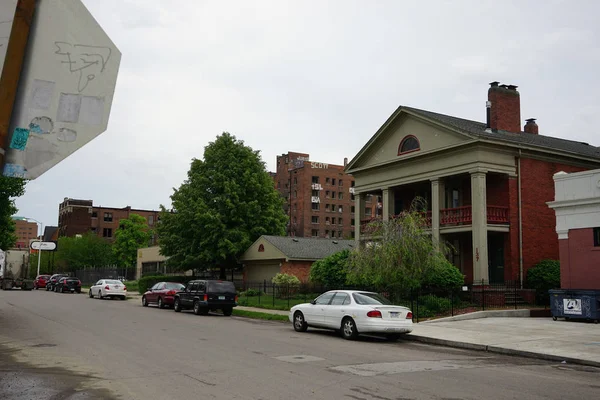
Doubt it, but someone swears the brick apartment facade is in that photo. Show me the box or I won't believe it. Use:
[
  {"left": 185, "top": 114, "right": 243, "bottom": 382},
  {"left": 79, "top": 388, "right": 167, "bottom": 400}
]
[
  {"left": 58, "top": 198, "right": 159, "bottom": 244},
  {"left": 273, "top": 152, "right": 380, "bottom": 239},
  {"left": 11, "top": 217, "right": 39, "bottom": 249},
  {"left": 346, "top": 82, "right": 600, "bottom": 284}
]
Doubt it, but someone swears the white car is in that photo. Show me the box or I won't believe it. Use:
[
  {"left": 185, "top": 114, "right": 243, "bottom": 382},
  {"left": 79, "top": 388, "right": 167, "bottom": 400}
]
[
  {"left": 289, "top": 290, "right": 413, "bottom": 340},
  {"left": 89, "top": 279, "right": 127, "bottom": 300}
]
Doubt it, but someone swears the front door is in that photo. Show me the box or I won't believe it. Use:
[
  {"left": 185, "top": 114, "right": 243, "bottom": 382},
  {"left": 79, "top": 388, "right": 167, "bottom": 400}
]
[{"left": 488, "top": 234, "right": 505, "bottom": 283}]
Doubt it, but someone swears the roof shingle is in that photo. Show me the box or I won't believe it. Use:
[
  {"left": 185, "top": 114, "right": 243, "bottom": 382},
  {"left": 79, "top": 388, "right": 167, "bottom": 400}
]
[{"left": 261, "top": 235, "right": 354, "bottom": 260}]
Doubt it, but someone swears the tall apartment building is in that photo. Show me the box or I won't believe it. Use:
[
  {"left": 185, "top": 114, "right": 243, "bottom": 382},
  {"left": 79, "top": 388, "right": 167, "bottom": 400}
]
[
  {"left": 11, "top": 216, "right": 39, "bottom": 249},
  {"left": 58, "top": 198, "right": 160, "bottom": 244},
  {"left": 273, "top": 152, "right": 380, "bottom": 239}
]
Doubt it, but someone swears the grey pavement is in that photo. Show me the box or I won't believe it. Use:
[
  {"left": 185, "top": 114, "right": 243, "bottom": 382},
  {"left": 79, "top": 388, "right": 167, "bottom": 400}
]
[{"left": 2, "top": 289, "right": 600, "bottom": 400}]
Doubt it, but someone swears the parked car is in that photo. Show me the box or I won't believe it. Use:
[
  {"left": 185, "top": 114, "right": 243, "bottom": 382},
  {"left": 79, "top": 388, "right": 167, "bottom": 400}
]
[
  {"left": 289, "top": 290, "right": 413, "bottom": 341},
  {"left": 33, "top": 275, "right": 51, "bottom": 289},
  {"left": 173, "top": 280, "right": 237, "bottom": 316},
  {"left": 46, "top": 274, "right": 69, "bottom": 291},
  {"left": 89, "top": 279, "right": 127, "bottom": 300},
  {"left": 55, "top": 276, "right": 82, "bottom": 293},
  {"left": 142, "top": 282, "right": 186, "bottom": 309}
]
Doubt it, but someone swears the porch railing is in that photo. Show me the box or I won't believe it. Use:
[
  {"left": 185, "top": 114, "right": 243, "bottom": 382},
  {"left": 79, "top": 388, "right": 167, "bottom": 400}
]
[
  {"left": 440, "top": 206, "right": 472, "bottom": 225},
  {"left": 487, "top": 206, "right": 509, "bottom": 224}
]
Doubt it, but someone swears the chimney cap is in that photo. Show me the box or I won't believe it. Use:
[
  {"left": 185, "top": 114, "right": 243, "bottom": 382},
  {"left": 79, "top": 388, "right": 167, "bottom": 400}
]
[
  {"left": 525, "top": 118, "right": 537, "bottom": 123},
  {"left": 507, "top": 84, "right": 518, "bottom": 91},
  {"left": 489, "top": 81, "right": 500, "bottom": 87},
  {"left": 500, "top": 84, "right": 508, "bottom": 89}
]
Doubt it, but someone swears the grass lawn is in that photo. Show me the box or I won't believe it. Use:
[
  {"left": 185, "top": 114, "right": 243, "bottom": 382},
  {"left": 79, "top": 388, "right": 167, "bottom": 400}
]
[
  {"left": 237, "top": 293, "right": 319, "bottom": 311},
  {"left": 232, "top": 309, "right": 289, "bottom": 322}
]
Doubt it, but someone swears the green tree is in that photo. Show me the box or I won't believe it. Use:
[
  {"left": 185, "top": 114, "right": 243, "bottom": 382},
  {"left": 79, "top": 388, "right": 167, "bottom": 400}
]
[
  {"left": 348, "top": 199, "right": 454, "bottom": 290},
  {"left": 309, "top": 250, "right": 351, "bottom": 287},
  {"left": 0, "top": 176, "right": 26, "bottom": 250},
  {"left": 113, "top": 214, "right": 152, "bottom": 274},
  {"left": 158, "top": 132, "right": 287, "bottom": 277},
  {"left": 55, "top": 233, "right": 114, "bottom": 272}
]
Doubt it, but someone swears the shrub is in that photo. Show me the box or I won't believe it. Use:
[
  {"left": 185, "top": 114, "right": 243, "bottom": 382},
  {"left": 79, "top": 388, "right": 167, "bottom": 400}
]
[
  {"left": 419, "top": 294, "right": 453, "bottom": 315},
  {"left": 272, "top": 273, "right": 300, "bottom": 298},
  {"left": 239, "top": 288, "right": 264, "bottom": 297},
  {"left": 137, "top": 275, "right": 195, "bottom": 294},
  {"left": 526, "top": 260, "right": 560, "bottom": 303},
  {"left": 309, "top": 250, "right": 350, "bottom": 288},
  {"left": 422, "top": 259, "right": 464, "bottom": 289}
]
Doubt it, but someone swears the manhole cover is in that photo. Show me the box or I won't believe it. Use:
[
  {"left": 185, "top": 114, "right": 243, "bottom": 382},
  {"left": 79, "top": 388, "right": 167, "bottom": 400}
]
[
  {"left": 31, "top": 344, "right": 56, "bottom": 348},
  {"left": 275, "top": 355, "right": 325, "bottom": 363}
]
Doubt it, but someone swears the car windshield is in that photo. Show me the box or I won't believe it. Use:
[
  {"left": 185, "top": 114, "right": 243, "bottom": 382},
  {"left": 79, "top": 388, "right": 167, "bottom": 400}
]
[
  {"left": 352, "top": 292, "right": 392, "bottom": 305},
  {"left": 165, "top": 283, "right": 185, "bottom": 290},
  {"left": 207, "top": 281, "right": 235, "bottom": 293},
  {"left": 105, "top": 280, "right": 121, "bottom": 285}
]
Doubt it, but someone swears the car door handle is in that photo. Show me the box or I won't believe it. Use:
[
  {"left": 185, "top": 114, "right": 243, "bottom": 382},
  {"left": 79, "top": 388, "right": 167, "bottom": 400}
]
[{"left": 340, "top": 310, "right": 345, "bottom": 313}]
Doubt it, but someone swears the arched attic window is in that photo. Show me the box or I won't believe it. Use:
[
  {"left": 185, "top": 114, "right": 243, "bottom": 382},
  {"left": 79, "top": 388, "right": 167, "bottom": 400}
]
[
  {"left": 398, "top": 135, "right": 420, "bottom": 155},
  {"left": 258, "top": 244, "right": 265, "bottom": 252}
]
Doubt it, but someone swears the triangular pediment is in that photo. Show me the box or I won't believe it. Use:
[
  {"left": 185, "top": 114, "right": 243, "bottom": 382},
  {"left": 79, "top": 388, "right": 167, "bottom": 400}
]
[
  {"left": 347, "top": 109, "right": 475, "bottom": 171},
  {"left": 239, "top": 236, "right": 286, "bottom": 262}
]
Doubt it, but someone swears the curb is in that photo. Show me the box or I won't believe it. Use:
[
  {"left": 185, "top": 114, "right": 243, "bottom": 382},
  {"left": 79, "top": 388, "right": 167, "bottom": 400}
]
[
  {"left": 403, "top": 334, "right": 600, "bottom": 368},
  {"left": 421, "top": 309, "right": 531, "bottom": 324}
]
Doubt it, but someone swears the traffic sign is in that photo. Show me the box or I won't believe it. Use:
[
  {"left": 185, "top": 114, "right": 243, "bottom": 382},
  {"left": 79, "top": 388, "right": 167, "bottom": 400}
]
[{"left": 30, "top": 241, "right": 57, "bottom": 251}]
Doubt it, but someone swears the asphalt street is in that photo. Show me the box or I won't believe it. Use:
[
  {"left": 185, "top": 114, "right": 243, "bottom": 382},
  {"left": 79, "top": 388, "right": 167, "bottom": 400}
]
[{"left": 1, "top": 289, "right": 599, "bottom": 400}]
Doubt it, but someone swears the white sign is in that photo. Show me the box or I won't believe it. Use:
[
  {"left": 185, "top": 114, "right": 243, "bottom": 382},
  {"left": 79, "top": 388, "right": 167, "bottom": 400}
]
[
  {"left": 563, "top": 298, "right": 582, "bottom": 315},
  {"left": 3, "top": 0, "right": 121, "bottom": 179},
  {"left": 30, "top": 241, "right": 57, "bottom": 251},
  {"left": 311, "top": 162, "right": 329, "bottom": 169}
]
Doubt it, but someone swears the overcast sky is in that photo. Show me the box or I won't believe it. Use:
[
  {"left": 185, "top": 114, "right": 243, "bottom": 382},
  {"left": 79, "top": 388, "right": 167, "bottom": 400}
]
[{"left": 14, "top": 0, "right": 600, "bottom": 233}]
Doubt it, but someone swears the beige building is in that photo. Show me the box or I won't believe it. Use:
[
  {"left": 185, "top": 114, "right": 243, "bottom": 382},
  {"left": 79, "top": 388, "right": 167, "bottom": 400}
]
[{"left": 136, "top": 246, "right": 168, "bottom": 279}]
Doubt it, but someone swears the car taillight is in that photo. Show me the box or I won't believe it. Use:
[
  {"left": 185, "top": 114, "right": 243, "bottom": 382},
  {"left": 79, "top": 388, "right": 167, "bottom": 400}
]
[
  {"left": 104, "top": 285, "right": 110, "bottom": 290},
  {"left": 367, "top": 310, "right": 382, "bottom": 318},
  {"left": 166, "top": 290, "right": 176, "bottom": 295},
  {"left": 203, "top": 294, "right": 208, "bottom": 301},
  {"left": 77, "top": 281, "right": 81, "bottom": 286},
  {"left": 406, "top": 312, "right": 413, "bottom": 319},
  {"left": 235, "top": 295, "right": 238, "bottom": 302},
  {"left": 123, "top": 286, "right": 127, "bottom": 291}
]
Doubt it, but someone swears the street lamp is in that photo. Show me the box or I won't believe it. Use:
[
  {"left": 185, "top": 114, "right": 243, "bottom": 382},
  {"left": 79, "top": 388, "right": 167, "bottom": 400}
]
[{"left": 24, "top": 217, "right": 43, "bottom": 277}]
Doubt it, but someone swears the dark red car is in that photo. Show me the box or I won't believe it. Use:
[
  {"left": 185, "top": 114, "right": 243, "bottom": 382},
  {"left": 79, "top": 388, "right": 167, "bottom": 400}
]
[
  {"left": 34, "top": 275, "right": 51, "bottom": 289},
  {"left": 142, "top": 282, "right": 186, "bottom": 309}
]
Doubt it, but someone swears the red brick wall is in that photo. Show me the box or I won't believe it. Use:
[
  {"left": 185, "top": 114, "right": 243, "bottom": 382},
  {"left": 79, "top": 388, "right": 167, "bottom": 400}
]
[
  {"left": 488, "top": 85, "right": 521, "bottom": 133},
  {"left": 520, "top": 158, "right": 587, "bottom": 275},
  {"left": 559, "top": 229, "right": 600, "bottom": 289},
  {"left": 486, "top": 174, "right": 508, "bottom": 206},
  {"left": 280, "top": 260, "right": 313, "bottom": 282}
]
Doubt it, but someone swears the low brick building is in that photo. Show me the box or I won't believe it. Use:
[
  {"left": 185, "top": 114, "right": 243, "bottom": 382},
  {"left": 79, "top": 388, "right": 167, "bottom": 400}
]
[
  {"left": 239, "top": 235, "right": 354, "bottom": 283},
  {"left": 346, "top": 81, "right": 600, "bottom": 284},
  {"left": 548, "top": 170, "right": 600, "bottom": 289},
  {"left": 58, "top": 198, "right": 159, "bottom": 244}
]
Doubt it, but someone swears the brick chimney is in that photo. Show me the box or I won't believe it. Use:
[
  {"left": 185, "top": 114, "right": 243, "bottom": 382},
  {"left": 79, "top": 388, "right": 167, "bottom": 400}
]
[
  {"left": 487, "top": 81, "right": 521, "bottom": 133},
  {"left": 524, "top": 118, "right": 539, "bottom": 134}
]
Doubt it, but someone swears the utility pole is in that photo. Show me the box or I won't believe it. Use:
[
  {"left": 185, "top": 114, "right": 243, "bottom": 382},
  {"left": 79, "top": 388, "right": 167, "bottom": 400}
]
[{"left": 0, "top": 0, "right": 36, "bottom": 171}]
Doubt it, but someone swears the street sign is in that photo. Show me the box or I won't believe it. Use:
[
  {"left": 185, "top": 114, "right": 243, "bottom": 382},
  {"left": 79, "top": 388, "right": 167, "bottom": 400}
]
[
  {"left": 2, "top": 0, "right": 121, "bottom": 179},
  {"left": 30, "top": 241, "right": 57, "bottom": 251}
]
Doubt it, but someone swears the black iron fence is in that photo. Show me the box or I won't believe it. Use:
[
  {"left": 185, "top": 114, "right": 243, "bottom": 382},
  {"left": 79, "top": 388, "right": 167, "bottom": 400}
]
[
  {"left": 237, "top": 279, "right": 544, "bottom": 322},
  {"left": 75, "top": 268, "right": 122, "bottom": 285}
]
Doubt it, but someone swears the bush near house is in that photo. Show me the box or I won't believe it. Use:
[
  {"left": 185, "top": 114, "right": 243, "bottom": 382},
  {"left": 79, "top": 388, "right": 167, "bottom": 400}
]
[
  {"left": 309, "top": 250, "right": 350, "bottom": 288},
  {"left": 526, "top": 259, "right": 560, "bottom": 304},
  {"left": 272, "top": 273, "right": 300, "bottom": 298},
  {"left": 422, "top": 259, "right": 465, "bottom": 289}
]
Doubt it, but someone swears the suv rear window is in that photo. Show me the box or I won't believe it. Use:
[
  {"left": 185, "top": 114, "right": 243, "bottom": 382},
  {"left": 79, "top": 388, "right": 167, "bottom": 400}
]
[{"left": 207, "top": 281, "right": 235, "bottom": 293}]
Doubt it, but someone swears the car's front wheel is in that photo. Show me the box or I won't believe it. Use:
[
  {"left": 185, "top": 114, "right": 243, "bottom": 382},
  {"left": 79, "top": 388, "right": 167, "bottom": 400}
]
[
  {"left": 341, "top": 317, "right": 359, "bottom": 340},
  {"left": 142, "top": 296, "right": 148, "bottom": 307},
  {"left": 173, "top": 298, "right": 182, "bottom": 312},
  {"left": 158, "top": 297, "right": 164, "bottom": 309},
  {"left": 293, "top": 311, "right": 308, "bottom": 332}
]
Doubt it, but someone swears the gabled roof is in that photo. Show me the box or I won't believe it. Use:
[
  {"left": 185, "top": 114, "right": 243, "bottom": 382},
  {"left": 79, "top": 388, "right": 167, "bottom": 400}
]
[
  {"left": 261, "top": 235, "right": 354, "bottom": 260},
  {"left": 347, "top": 105, "right": 600, "bottom": 171}
]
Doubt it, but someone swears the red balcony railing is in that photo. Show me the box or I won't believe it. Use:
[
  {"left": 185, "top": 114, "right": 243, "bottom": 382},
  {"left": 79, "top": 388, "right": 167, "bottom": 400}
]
[
  {"left": 441, "top": 206, "right": 472, "bottom": 225},
  {"left": 487, "top": 206, "right": 509, "bottom": 224}
]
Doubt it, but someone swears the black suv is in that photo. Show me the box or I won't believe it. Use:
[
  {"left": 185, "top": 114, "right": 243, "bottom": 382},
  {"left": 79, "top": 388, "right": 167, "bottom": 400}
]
[
  {"left": 173, "top": 280, "right": 237, "bottom": 316},
  {"left": 46, "top": 274, "right": 68, "bottom": 291}
]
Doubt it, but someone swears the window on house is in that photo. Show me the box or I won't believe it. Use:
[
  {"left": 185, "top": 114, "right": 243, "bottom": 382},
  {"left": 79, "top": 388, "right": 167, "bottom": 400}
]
[
  {"left": 312, "top": 216, "right": 319, "bottom": 224},
  {"left": 312, "top": 190, "right": 319, "bottom": 197},
  {"left": 103, "top": 212, "right": 113, "bottom": 222},
  {"left": 339, "top": 180, "right": 343, "bottom": 186},
  {"left": 293, "top": 217, "right": 297, "bottom": 224},
  {"left": 351, "top": 206, "right": 355, "bottom": 213},
  {"left": 325, "top": 204, "right": 330, "bottom": 212},
  {"left": 148, "top": 215, "right": 154, "bottom": 225},
  {"left": 365, "top": 208, "right": 372, "bottom": 216},
  {"left": 311, "top": 229, "right": 319, "bottom": 237},
  {"left": 594, "top": 228, "right": 600, "bottom": 247},
  {"left": 91, "top": 211, "right": 98, "bottom": 218},
  {"left": 338, "top": 231, "right": 343, "bottom": 238},
  {"left": 332, "top": 217, "right": 336, "bottom": 225},
  {"left": 332, "top": 178, "right": 336, "bottom": 186},
  {"left": 325, "top": 230, "right": 330, "bottom": 237},
  {"left": 351, "top": 218, "right": 355, "bottom": 226},
  {"left": 294, "top": 190, "right": 297, "bottom": 198},
  {"left": 338, "top": 218, "right": 343, "bottom": 226},
  {"left": 351, "top": 231, "right": 355, "bottom": 239},
  {"left": 398, "top": 135, "right": 421, "bottom": 154},
  {"left": 338, "top": 192, "right": 343, "bottom": 200},
  {"left": 338, "top": 206, "right": 343, "bottom": 213},
  {"left": 331, "top": 231, "right": 336, "bottom": 238},
  {"left": 351, "top": 194, "right": 355, "bottom": 201},
  {"left": 312, "top": 176, "right": 319, "bottom": 183},
  {"left": 312, "top": 203, "right": 320, "bottom": 211},
  {"left": 351, "top": 181, "right": 355, "bottom": 187},
  {"left": 293, "top": 177, "right": 297, "bottom": 184},
  {"left": 326, "top": 191, "right": 330, "bottom": 198},
  {"left": 366, "top": 194, "right": 373, "bottom": 203},
  {"left": 102, "top": 228, "right": 112, "bottom": 238},
  {"left": 90, "top": 227, "right": 97, "bottom": 233}
]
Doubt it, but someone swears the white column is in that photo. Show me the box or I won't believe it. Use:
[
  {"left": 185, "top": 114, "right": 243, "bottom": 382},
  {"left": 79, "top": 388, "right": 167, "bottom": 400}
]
[
  {"left": 431, "top": 179, "right": 440, "bottom": 245},
  {"left": 382, "top": 188, "right": 394, "bottom": 221},
  {"left": 355, "top": 193, "right": 365, "bottom": 243},
  {"left": 471, "top": 171, "right": 488, "bottom": 282}
]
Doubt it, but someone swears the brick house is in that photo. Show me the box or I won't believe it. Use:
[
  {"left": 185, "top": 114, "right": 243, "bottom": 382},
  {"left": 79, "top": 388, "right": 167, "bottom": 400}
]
[
  {"left": 239, "top": 235, "right": 354, "bottom": 283},
  {"left": 273, "top": 152, "right": 380, "bottom": 239},
  {"left": 345, "top": 82, "right": 600, "bottom": 284},
  {"left": 58, "top": 198, "right": 159, "bottom": 244},
  {"left": 548, "top": 170, "right": 600, "bottom": 289}
]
